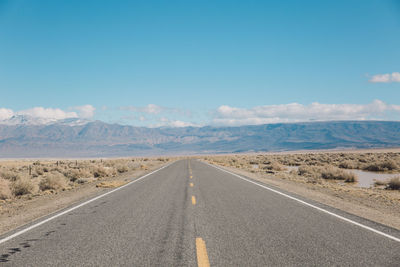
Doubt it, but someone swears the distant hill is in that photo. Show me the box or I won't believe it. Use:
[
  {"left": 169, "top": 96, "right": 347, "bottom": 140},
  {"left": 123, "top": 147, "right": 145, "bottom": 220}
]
[{"left": 0, "top": 120, "right": 399, "bottom": 157}]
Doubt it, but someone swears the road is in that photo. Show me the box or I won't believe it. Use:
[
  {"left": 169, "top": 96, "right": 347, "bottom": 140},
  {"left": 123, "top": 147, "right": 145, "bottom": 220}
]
[{"left": 0, "top": 159, "right": 399, "bottom": 266}]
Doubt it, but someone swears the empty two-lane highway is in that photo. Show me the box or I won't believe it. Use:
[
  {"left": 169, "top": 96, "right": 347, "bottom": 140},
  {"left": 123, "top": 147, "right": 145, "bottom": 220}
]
[{"left": 0, "top": 160, "right": 399, "bottom": 266}]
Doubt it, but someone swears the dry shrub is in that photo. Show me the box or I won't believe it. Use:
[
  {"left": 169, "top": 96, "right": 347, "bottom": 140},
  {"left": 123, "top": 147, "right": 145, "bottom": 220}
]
[
  {"left": 63, "top": 169, "right": 80, "bottom": 182},
  {"left": 63, "top": 169, "right": 92, "bottom": 182},
  {"left": 386, "top": 177, "right": 400, "bottom": 190},
  {"left": 298, "top": 165, "right": 318, "bottom": 176},
  {"left": 64, "top": 169, "right": 93, "bottom": 182},
  {"left": 116, "top": 165, "right": 129, "bottom": 173},
  {"left": 339, "top": 160, "right": 357, "bottom": 169},
  {"left": 35, "top": 167, "right": 44, "bottom": 176},
  {"left": 363, "top": 160, "right": 398, "bottom": 172},
  {"left": 0, "top": 170, "right": 20, "bottom": 181},
  {"left": 298, "top": 165, "right": 357, "bottom": 183},
  {"left": 140, "top": 164, "right": 148, "bottom": 170},
  {"left": 263, "top": 161, "right": 286, "bottom": 172},
  {"left": 76, "top": 178, "right": 90, "bottom": 184},
  {"left": 0, "top": 178, "right": 12, "bottom": 199},
  {"left": 11, "top": 176, "right": 35, "bottom": 196},
  {"left": 39, "top": 172, "right": 68, "bottom": 191},
  {"left": 92, "top": 167, "right": 110, "bottom": 178},
  {"left": 78, "top": 169, "right": 92, "bottom": 178},
  {"left": 321, "top": 167, "right": 357, "bottom": 182}
]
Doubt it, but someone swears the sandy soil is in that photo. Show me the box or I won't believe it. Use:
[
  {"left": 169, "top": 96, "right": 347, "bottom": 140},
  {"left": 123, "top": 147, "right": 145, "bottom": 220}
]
[
  {"left": 204, "top": 161, "right": 400, "bottom": 230},
  {"left": 0, "top": 162, "right": 167, "bottom": 235}
]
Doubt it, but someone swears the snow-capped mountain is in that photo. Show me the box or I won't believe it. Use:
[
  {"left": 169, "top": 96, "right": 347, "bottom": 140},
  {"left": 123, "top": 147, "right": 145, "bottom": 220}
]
[
  {"left": 0, "top": 120, "right": 400, "bottom": 157},
  {"left": 0, "top": 115, "right": 90, "bottom": 126}
]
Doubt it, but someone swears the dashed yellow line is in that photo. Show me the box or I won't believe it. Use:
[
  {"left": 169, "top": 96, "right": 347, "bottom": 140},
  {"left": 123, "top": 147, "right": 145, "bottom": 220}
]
[
  {"left": 196, "top": 237, "right": 210, "bottom": 267},
  {"left": 192, "top": 196, "right": 196, "bottom": 205},
  {"left": 190, "top": 183, "right": 194, "bottom": 187},
  {"left": 190, "top": 175, "right": 193, "bottom": 179}
]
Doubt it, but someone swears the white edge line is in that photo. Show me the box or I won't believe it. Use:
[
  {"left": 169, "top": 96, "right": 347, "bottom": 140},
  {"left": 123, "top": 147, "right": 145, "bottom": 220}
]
[
  {"left": 0, "top": 162, "right": 173, "bottom": 245},
  {"left": 203, "top": 161, "right": 400, "bottom": 243}
]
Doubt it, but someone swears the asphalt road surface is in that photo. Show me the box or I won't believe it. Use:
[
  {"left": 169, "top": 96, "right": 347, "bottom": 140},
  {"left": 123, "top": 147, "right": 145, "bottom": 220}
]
[{"left": 0, "top": 159, "right": 399, "bottom": 266}]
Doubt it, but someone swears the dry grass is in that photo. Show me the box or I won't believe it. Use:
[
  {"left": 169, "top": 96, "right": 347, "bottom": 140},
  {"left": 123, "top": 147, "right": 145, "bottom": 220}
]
[
  {"left": 0, "top": 178, "right": 12, "bottom": 200},
  {"left": 39, "top": 172, "right": 68, "bottom": 191},
  {"left": 0, "top": 170, "right": 20, "bottom": 181},
  {"left": 10, "top": 175, "right": 35, "bottom": 196},
  {"left": 0, "top": 157, "right": 169, "bottom": 200},
  {"left": 92, "top": 166, "right": 112, "bottom": 178},
  {"left": 203, "top": 151, "right": 400, "bottom": 188},
  {"left": 263, "top": 161, "right": 286, "bottom": 172},
  {"left": 386, "top": 177, "right": 400, "bottom": 190},
  {"left": 116, "top": 165, "right": 129, "bottom": 173},
  {"left": 63, "top": 169, "right": 89, "bottom": 182},
  {"left": 363, "top": 160, "right": 398, "bottom": 172},
  {"left": 320, "top": 166, "right": 357, "bottom": 182},
  {"left": 221, "top": 152, "right": 400, "bottom": 173},
  {"left": 296, "top": 165, "right": 357, "bottom": 182},
  {"left": 96, "top": 180, "right": 129, "bottom": 188}
]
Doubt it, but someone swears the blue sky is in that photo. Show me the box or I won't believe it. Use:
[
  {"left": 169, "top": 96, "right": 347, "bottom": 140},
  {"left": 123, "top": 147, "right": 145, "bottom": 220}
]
[{"left": 0, "top": 0, "right": 399, "bottom": 127}]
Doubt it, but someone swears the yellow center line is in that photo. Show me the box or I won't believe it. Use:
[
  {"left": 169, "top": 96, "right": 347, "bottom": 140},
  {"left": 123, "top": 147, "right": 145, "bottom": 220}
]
[
  {"left": 196, "top": 237, "right": 210, "bottom": 267},
  {"left": 190, "top": 183, "right": 194, "bottom": 187},
  {"left": 190, "top": 175, "right": 193, "bottom": 179},
  {"left": 192, "top": 196, "right": 196, "bottom": 205}
]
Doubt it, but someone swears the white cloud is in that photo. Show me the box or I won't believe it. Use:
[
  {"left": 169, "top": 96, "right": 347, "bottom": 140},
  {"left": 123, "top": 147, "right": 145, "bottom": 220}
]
[
  {"left": 0, "top": 105, "right": 96, "bottom": 124},
  {"left": 213, "top": 100, "right": 400, "bottom": 126},
  {"left": 74, "top": 105, "right": 95, "bottom": 118},
  {"left": 369, "top": 72, "right": 400, "bottom": 83},
  {"left": 393, "top": 72, "right": 400, "bottom": 82},
  {"left": 168, "top": 120, "right": 197, "bottom": 127},
  {"left": 0, "top": 108, "right": 14, "bottom": 120},
  {"left": 17, "top": 107, "right": 78, "bottom": 120}
]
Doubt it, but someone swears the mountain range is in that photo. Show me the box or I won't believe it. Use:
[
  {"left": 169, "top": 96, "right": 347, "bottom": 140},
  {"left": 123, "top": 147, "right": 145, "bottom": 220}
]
[{"left": 0, "top": 117, "right": 399, "bottom": 157}]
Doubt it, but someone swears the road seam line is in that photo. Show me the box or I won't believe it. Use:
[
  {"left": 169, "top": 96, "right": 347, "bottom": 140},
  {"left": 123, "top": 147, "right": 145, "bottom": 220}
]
[
  {"left": 196, "top": 237, "right": 210, "bottom": 267},
  {"left": 0, "top": 162, "right": 173, "bottom": 245},
  {"left": 205, "top": 161, "right": 400, "bottom": 243}
]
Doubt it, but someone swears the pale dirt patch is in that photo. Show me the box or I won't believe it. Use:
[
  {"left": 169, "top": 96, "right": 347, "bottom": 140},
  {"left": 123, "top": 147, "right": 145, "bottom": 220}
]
[
  {"left": 96, "top": 180, "right": 129, "bottom": 188},
  {"left": 0, "top": 161, "right": 168, "bottom": 235},
  {"left": 203, "top": 160, "right": 400, "bottom": 230}
]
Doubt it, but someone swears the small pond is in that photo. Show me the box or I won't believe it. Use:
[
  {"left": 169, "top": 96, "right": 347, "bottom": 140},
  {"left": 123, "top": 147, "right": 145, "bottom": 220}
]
[
  {"left": 284, "top": 165, "right": 399, "bottom": 188},
  {"left": 350, "top": 169, "right": 399, "bottom": 188},
  {"left": 285, "top": 166, "right": 299, "bottom": 172}
]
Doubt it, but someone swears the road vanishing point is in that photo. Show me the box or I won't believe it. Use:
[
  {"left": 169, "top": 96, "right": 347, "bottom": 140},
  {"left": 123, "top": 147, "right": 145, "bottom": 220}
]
[{"left": 0, "top": 159, "right": 399, "bottom": 266}]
